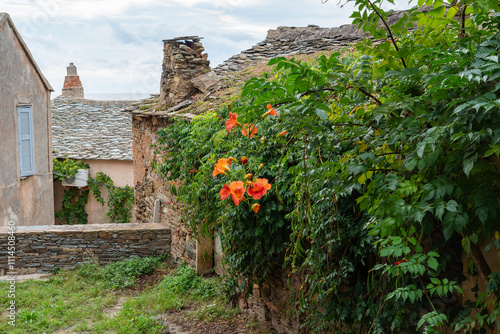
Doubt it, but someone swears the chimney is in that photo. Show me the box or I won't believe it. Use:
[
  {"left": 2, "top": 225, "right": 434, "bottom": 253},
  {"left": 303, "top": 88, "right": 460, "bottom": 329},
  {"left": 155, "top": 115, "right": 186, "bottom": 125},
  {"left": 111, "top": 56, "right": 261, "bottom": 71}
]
[
  {"left": 160, "top": 36, "right": 210, "bottom": 107},
  {"left": 62, "top": 62, "right": 84, "bottom": 99}
]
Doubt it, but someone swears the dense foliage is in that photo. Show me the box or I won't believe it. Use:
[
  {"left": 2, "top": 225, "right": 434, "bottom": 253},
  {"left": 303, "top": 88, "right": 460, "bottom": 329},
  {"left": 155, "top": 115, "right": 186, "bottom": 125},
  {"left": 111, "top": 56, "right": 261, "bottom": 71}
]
[
  {"left": 157, "top": 0, "right": 500, "bottom": 332},
  {"left": 52, "top": 158, "right": 88, "bottom": 181},
  {"left": 55, "top": 188, "right": 89, "bottom": 225}
]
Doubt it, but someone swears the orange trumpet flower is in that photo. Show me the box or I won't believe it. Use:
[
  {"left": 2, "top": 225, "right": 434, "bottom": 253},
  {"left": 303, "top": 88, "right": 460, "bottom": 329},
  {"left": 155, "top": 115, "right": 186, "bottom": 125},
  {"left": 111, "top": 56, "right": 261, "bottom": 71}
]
[
  {"left": 220, "top": 181, "right": 246, "bottom": 206},
  {"left": 212, "top": 158, "right": 232, "bottom": 178},
  {"left": 263, "top": 104, "right": 277, "bottom": 117},
  {"left": 242, "top": 123, "right": 258, "bottom": 138},
  {"left": 247, "top": 178, "right": 272, "bottom": 200},
  {"left": 226, "top": 112, "right": 239, "bottom": 133}
]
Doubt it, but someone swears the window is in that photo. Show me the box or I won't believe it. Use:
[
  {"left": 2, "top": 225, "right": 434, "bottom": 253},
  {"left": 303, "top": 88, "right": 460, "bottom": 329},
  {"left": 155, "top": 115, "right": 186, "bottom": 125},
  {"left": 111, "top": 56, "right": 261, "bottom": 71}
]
[{"left": 17, "top": 105, "right": 35, "bottom": 177}]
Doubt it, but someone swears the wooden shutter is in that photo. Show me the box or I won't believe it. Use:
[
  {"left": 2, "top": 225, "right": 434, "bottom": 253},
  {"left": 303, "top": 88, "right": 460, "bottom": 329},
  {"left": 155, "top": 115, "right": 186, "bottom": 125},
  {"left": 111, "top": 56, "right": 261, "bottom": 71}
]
[{"left": 17, "top": 105, "right": 35, "bottom": 177}]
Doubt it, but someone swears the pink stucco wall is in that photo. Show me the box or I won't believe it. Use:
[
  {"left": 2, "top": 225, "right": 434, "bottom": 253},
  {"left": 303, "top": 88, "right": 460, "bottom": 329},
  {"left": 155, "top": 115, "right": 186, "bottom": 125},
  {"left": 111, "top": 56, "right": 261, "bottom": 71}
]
[{"left": 54, "top": 159, "right": 135, "bottom": 224}]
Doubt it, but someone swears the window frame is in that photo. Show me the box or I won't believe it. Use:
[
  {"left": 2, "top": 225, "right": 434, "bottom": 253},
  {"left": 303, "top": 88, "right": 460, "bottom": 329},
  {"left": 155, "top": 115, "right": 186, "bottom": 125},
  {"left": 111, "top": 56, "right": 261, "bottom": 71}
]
[{"left": 17, "top": 105, "right": 35, "bottom": 177}]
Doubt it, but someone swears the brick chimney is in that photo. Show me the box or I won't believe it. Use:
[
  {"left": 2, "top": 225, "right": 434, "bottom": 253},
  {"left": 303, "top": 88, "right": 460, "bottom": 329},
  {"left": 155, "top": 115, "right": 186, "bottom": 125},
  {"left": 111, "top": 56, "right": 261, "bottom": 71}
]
[
  {"left": 62, "top": 62, "right": 84, "bottom": 98},
  {"left": 160, "top": 36, "right": 210, "bottom": 107}
]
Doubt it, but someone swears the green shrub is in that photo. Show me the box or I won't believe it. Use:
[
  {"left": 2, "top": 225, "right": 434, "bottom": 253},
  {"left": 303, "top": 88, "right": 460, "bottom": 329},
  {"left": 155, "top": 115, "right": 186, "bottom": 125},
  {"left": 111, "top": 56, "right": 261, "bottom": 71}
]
[
  {"left": 78, "top": 254, "right": 167, "bottom": 289},
  {"left": 157, "top": 263, "right": 223, "bottom": 300}
]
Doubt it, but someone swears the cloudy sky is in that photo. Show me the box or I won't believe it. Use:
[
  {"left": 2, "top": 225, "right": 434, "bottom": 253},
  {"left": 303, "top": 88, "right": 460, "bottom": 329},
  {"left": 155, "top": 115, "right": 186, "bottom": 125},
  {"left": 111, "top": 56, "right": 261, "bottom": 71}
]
[{"left": 3, "top": 0, "right": 412, "bottom": 100}]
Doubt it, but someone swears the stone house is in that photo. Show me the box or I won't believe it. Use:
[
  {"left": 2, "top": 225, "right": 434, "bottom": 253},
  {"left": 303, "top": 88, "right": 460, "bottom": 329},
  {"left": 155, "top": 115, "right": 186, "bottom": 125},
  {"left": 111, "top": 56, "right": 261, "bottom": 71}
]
[
  {"left": 52, "top": 64, "right": 136, "bottom": 224},
  {"left": 130, "top": 36, "right": 215, "bottom": 272},
  {"left": 0, "top": 13, "right": 55, "bottom": 227}
]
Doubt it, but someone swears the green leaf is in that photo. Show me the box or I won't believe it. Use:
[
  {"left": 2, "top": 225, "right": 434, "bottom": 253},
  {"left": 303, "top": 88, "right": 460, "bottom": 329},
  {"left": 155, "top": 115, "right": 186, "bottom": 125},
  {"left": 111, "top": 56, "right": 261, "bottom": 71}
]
[
  {"left": 446, "top": 200, "right": 458, "bottom": 212},
  {"left": 314, "top": 107, "right": 328, "bottom": 121},
  {"left": 427, "top": 257, "right": 439, "bottom": 271},
  {"left": 463, "top": 158, "right": 475, "bottom": 177}
]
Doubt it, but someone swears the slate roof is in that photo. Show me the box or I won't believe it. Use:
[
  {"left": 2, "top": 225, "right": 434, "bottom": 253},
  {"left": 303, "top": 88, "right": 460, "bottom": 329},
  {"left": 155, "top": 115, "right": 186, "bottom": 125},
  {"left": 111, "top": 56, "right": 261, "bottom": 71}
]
[{"left": 52, "top": 96, "right": 133, "bottom": 161}]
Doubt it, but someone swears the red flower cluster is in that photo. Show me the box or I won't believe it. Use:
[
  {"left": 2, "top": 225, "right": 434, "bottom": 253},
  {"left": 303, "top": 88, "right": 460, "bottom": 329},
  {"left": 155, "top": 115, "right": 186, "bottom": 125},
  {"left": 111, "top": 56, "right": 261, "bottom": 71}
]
[{"left": 219, "top": 178, "right": 272, "bottom": 206}]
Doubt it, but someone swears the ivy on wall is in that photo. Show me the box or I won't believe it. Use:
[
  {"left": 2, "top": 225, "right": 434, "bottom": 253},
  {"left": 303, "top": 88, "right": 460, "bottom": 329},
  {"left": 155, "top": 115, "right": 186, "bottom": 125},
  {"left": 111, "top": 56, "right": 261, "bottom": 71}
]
[
  {"left": 55, "top": 188, "right": 89, "bottom": 225},
  {"left": 54, "top": 159, "right": 134, "bottom": 225},
  {"left": 88, "top": 172, "right": 134, "bottom": 224}
]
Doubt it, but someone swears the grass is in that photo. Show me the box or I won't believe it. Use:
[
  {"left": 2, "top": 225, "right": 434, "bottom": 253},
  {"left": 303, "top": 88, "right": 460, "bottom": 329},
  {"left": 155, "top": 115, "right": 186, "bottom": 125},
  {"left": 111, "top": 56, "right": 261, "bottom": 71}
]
[
  {"left": 0, "top": 257, "right": 253, "bottom": 334},
  {"left": 0, "top": 270, "right": 118, "bottom": 333}
]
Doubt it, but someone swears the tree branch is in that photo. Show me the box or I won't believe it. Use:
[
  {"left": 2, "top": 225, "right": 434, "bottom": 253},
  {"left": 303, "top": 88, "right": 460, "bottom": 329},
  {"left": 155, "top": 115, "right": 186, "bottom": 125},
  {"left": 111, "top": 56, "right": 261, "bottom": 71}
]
[
  {"left": 333, "top": 122, "right": 379, "bottom": 130},
  {"left": 367, "top": 0, "right": 407, "bottom": 68},
  {"left": 459, "top": 5, "right": 467, "bottom": 39},
  {"left": 357, "top": 87, "right": 383, "bottom": 105}
]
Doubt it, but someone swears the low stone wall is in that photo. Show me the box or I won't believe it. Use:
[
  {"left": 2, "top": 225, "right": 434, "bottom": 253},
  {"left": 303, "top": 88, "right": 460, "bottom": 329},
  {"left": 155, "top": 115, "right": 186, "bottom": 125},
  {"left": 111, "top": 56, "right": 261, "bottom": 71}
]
[{"left": 0, "top": 223, "right": 170, "bottom": 275}]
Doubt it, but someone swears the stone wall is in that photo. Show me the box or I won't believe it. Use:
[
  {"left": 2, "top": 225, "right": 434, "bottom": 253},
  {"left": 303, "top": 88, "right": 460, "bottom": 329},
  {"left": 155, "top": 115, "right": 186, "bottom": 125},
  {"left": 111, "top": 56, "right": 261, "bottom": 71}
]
[
  {"left": 0, "top": 223, "right": 170, "bottom": 276},
  {"left": 235, "top": 267, "right": 304, "bottom": 334},
  {"left": 132, "top": 113, "right": 196, "bottom": 266},
  {"left": 160, "top": 36, "right": 210, "bottom": 107}
]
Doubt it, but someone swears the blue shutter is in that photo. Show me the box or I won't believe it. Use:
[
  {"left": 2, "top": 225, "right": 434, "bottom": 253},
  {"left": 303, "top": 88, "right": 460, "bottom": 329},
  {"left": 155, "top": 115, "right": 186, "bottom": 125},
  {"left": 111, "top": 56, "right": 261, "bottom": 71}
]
[{"left": 17, "top": 106, "right": 35, "bottom": 177}]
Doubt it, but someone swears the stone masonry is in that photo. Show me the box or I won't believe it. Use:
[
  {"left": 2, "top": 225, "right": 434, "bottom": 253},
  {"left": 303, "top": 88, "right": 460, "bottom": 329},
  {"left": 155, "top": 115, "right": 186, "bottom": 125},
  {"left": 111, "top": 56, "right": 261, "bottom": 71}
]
[
  {"left": 52, "top": 96, "right": 133, "bottom": 161},
  {"left": 0, "top": 223, "right": 170, "bottom": 275},
  {"left": 131, "top": 110, "right": 197, "bottom": 267},
  {"left": 160, "top": 36, "right": 210, "bottom": 108},
  {"left": 62, "top": 62, "right": 84, "bottom": 98}
]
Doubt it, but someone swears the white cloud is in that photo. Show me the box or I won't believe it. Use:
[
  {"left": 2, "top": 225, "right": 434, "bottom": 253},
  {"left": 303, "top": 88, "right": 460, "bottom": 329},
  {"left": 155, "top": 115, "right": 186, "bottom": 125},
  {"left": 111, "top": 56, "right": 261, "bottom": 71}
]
[{"left": 2, "top": 0, "right": 414, "bottom": 98}]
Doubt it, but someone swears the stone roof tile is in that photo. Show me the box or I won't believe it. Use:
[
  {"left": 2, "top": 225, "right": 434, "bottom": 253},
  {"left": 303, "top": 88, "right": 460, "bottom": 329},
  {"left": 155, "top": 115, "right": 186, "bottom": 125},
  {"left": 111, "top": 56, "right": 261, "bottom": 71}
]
[{"left": 52, "top": 96, "right": 133, "bottom": 161}]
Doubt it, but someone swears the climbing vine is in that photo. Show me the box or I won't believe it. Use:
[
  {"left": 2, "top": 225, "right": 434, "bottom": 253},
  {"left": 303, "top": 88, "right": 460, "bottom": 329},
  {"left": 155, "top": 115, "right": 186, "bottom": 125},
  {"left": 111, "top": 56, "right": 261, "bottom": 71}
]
[
  {"left": 55, "top": 188, "right": 89, "bottom": 225},
  {"left": 157, "top": 1, "right": 500, "bottom": 333},
  {"left": 54, "top": 160, "right": 134, "bottom": 225},
  {"left": 53, "top": 158, "right": 88, "bottom": 181},
  {"left": 88, "top": 172, "right": 134, "bottom": 224}
]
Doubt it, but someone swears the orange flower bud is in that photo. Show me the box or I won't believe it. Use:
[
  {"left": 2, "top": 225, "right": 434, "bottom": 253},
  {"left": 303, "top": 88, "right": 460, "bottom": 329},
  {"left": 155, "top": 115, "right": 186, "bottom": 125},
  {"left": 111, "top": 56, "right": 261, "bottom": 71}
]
[
  {"left": 277, "top": 130, "right": 288, "bottom": 137},
  {"left": 252, "top": 203, "right": 261, "bottom": 213},
  {"left": 240, "top": 156, "right": 248, "bottom": 165},
  {"left": 245, "top": 173, "right": 253, "bottom": 180}
]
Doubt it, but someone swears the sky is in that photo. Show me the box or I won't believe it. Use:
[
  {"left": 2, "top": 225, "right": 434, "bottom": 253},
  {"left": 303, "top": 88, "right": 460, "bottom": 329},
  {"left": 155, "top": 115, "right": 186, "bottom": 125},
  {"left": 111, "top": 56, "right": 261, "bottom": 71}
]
[{"left": 3, "top": 0, "right": 413, "bottom": 100}]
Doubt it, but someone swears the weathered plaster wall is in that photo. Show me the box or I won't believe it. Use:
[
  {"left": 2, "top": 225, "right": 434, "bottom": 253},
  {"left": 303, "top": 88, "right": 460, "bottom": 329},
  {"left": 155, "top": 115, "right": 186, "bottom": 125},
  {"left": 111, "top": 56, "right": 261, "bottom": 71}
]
[
  {"left": 53, "top": 159, "right": 135, "bottom": 224},
  {"left": 0, "top": 15, "right": 54, "bottom": 227},
  {"left": 0, "top": 223, "right": 170, "bottom": 276},
  {"left": 132, "top": 114, "right": 196, "bottom": 266}
]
